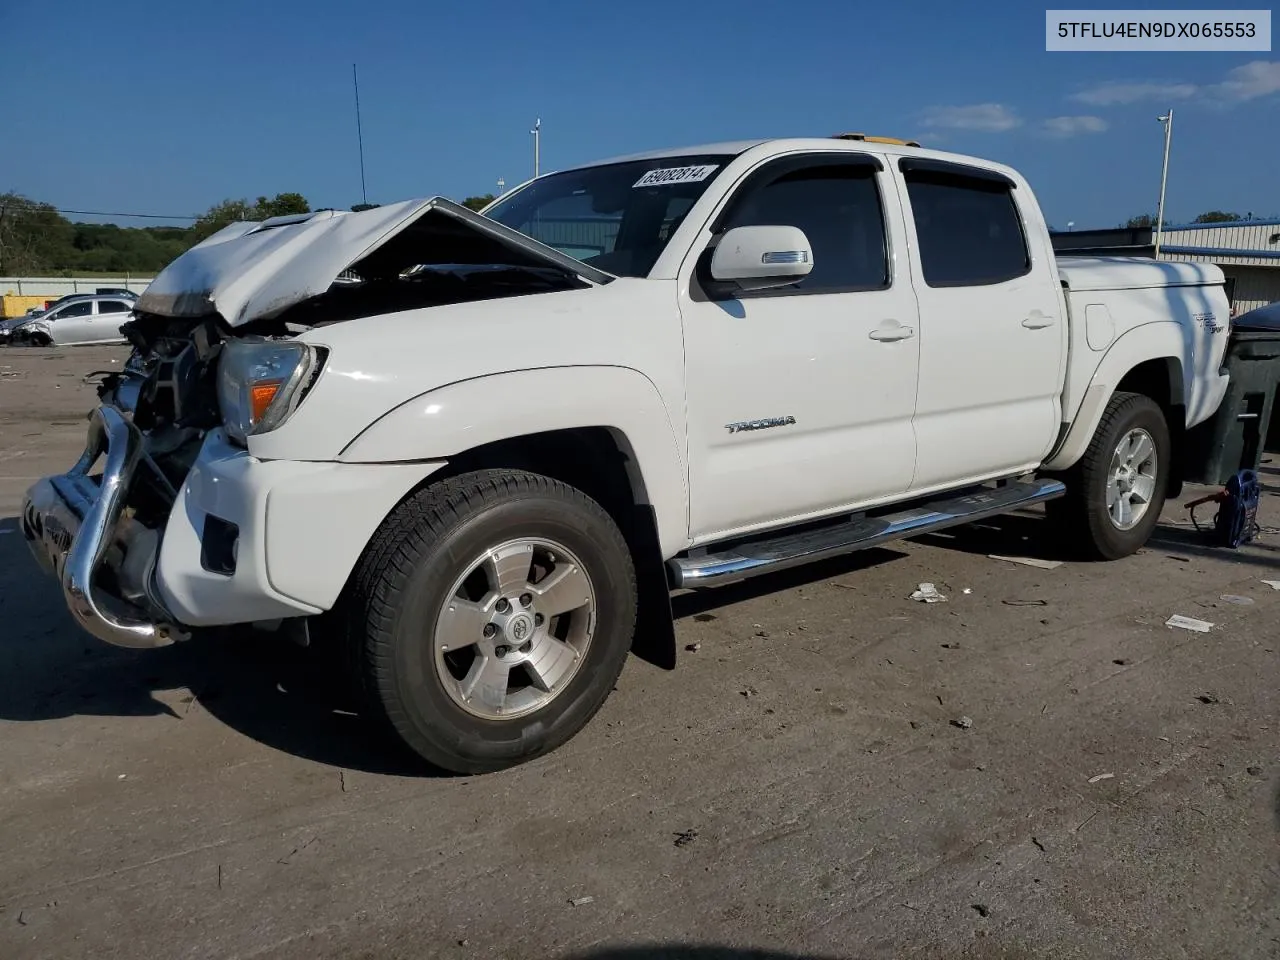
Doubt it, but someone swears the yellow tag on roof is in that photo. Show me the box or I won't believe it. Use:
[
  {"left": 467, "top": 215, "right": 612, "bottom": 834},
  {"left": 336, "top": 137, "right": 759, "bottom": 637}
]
[{"left": 830, "top": 132, "right": 922, "bottom": 147}]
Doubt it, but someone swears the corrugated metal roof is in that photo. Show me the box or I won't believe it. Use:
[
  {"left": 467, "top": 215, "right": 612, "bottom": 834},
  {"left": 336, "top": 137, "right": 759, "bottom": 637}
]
[
  {"left": 1159, "top": 224, "right": 1280, "bottom": 266},
  {"left": 1162, "top": 217, "right": 1280, "bottom": 231}
]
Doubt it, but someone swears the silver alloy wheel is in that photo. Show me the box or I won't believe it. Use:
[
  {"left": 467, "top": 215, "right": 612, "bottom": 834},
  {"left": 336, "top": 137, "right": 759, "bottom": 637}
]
[
  {"left": 1106, "top": 427, "right": 1158, "bottom": 531},
  {"left": 433, "top": 538, "right": 597, "bottom": 720}
]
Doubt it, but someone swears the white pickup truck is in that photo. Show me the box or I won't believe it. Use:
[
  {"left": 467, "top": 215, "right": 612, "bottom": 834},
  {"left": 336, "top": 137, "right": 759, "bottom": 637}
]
[{"left": 22, "top": 135, "right": 1231, "bottom": 773}]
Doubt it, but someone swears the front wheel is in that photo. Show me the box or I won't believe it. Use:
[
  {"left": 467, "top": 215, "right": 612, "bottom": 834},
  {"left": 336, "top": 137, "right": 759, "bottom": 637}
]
[
  {"left": 1047, "top": 391, "right": 1170, "bottom": 560},
  {"left": 345, "top": 469, "right": 638, "bottom": 774}
]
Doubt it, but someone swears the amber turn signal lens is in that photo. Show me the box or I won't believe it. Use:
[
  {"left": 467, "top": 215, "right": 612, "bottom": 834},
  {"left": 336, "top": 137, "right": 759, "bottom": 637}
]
[{"left": 249, "top": 381, "right": 283, "bottom": 423}]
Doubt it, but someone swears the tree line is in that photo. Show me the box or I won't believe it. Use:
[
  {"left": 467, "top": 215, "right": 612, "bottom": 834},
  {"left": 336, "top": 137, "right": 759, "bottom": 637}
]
[
  {"left": 0, "top": 192, "right": 498, "bottom": 276},
  {"left": 1122, "top": 210, "right": 1262, "bottom": 228}
]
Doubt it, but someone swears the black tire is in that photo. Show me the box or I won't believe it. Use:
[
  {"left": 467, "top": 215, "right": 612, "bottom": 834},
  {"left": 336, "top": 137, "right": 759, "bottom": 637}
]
[
  {"left": 344, "top": 469, "right": 637, "bottom": 774},
  {"left": 1047, "top": 391, "right": 1170, "bottom": 560}
]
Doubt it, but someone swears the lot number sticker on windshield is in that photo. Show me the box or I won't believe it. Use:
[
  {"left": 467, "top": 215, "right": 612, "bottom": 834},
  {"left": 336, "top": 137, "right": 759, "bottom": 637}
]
[{"left": 633, "top": 165, "right": 719, "bottom": 188}]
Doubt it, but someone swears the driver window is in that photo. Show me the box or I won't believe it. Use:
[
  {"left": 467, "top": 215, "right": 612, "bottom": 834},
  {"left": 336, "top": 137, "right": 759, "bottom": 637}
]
[
  {"left": 719, "top": 161, "right": 889, "bottom": 294},
  {"left": 57, "top": 302, "right": 93, "bottom": 319}
]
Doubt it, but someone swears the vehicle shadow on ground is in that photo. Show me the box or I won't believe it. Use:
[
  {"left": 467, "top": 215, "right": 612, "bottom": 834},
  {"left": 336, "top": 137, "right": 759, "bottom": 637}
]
[
  {"left": 1, "top": 513, "right": 905, "bottom": 776},
  {"left": 906, "top": 507, "right": 1065, "bottom": 562},
  {"left": 910, "top": 503, "right": 1280, "bottom": 572},
  {"left": 563, "top": 949, "right": 843, "bottom": 960},
  {"left": 0, "top": 516, "right": 425, "bottom": 777},
  {"left": 670, "top": 547, "right": 907, "bottom": 621}
]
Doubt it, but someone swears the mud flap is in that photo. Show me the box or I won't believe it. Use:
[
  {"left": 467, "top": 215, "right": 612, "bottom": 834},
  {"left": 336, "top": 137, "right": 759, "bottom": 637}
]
[{"left": 629, "top": 504, "right": 676, "bottom": 670}]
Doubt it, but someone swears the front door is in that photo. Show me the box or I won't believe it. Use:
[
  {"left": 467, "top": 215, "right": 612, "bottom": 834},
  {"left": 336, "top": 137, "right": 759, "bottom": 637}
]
[
  {"left": 894, "top": 158, "right": 1066, "bottom": 490},
  {"left": 49, "top": 300, "right": 95, "bottom": 342},
  {"left": 680, "top": 152, "right": 921, "bottom": 542}
]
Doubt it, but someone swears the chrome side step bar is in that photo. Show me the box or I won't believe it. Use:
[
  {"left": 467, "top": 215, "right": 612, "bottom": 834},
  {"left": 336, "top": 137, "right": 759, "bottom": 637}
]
[{"left": 669, "top": 478, "right": 1066, "bottom": 589}]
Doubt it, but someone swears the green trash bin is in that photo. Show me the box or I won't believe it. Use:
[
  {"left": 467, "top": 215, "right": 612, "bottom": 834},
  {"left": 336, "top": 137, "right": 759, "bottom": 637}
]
[{"left": 1183, "top": 303, "right": 1280, "bottom": 487}]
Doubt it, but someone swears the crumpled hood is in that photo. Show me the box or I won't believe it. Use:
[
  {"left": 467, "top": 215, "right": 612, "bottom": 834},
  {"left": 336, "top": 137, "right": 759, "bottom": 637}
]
[{"left": 136, "top": 197, "right": 614, "bottom": 326}]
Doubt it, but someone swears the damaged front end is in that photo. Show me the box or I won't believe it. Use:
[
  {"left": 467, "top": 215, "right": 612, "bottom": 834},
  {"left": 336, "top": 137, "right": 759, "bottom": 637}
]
[
  {"left": 22, "top": 196, "right": 609, "bottom": 648},
  {"left": 23, "top": 316, "right": 228, "bottom": 647}
]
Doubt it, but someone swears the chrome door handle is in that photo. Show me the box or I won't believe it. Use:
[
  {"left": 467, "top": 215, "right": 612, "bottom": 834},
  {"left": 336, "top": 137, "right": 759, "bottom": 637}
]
[
  {"left": 868, "top": 324, "right": 915, "bottom": 342},
  {"left": 1022, "top": 311, "right": 1055, "bottom": 329}
]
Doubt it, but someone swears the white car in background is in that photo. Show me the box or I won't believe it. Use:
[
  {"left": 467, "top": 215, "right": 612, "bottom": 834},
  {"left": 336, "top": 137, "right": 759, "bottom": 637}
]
[{"left": 9, "top": 295, "right": 135, "bottom": 346}]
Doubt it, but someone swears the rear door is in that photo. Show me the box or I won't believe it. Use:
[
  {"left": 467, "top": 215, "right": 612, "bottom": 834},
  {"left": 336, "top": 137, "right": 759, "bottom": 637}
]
[
  {"left": 91, "top": 300, "right": 132, "bottom": 341},
  {"left": 894, "top": 157, "right": 1066, "bottom": 491}
]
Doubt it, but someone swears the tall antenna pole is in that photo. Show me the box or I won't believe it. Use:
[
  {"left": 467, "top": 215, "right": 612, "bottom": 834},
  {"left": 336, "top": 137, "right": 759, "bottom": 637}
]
[
  {"left": 353, "top": 63, "right": 369, "bottom": 206},
  {"left": 531, "top": 117, "right": 541, "bottom": 178},
  {"left": 1154, "top": 109, "right": 1173, "bottom": 259}
]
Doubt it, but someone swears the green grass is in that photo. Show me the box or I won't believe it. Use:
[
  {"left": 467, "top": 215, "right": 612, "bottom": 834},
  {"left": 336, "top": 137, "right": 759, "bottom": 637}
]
[{"left": 33, "top": 270, "right": 155, "bottom": 279}]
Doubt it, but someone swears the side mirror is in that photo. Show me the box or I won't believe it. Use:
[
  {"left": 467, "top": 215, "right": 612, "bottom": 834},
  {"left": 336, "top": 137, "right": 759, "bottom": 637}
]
[{"left": 709, "top": 225, "right": 814, "bottom": 292}]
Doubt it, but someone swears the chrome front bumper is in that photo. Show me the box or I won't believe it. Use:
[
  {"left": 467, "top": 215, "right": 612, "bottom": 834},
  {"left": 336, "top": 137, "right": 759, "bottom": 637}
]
[{"left": 22, "top": 405, "right": 184, "bottom": 649}]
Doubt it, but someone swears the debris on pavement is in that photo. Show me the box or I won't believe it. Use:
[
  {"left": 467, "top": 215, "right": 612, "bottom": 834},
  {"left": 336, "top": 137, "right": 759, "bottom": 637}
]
[
  {"left": 962, "top": 588, "right": 973, "bottom": 595},
  {"left": 988, "top": 555, "right": 1064, "bottom": 570},
  {"left": 1002, "top": 598, "right": 1048, "bottom": 606},
  {"left": 1165, "top": 615, "right": 1214, "bottom": 633},
  {"left": 685, "top": 642, "right": 701, "bottom": 652},
  {"left": 569, "top": 896, "right": 595, "bottom": 907},
  {"left": 1220, "top": 595, "right": 1255, "bottom": 605},
  {"left": 673, "top": 829, "right": 699, "bottom": 848},
  {"left": 739, "top": 686, "right": 758, "bottom": 698},
  {"left": 1088, "top": 772, "right": 1115, "bottom": 783},
  {"left": 1196, "top": 693, "right": 1222, "bottom": 704},
  {"left": 971, "top": 904, "right": 990, "bottom": 918},
  {"left": 910, "top": 582, "right": 948, "bottom": 603},
  {"left": 951, "top": 716, "right": 974, "bottom": 730},
  {"left": 1261, "top": 580, "right": 1280, "bottom": 590},
  {"left": 1247, "top": 766, "right": 1262, "bottom": 776},
  {"left": 1031, "top": 837, "right": 1046, "bottom": 852}
]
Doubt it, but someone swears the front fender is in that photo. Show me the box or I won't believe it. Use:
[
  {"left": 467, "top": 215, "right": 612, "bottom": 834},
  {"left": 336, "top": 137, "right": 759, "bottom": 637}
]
[
  {"left": 1043, "top": 321, "right": 1227, "bottom": 471},
  {"left": 337, "top": 366, "right": 690, "bottom": 558}
]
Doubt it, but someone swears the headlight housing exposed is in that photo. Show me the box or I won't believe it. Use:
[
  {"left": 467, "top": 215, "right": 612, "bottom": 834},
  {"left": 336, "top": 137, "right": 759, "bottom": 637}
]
[{"left": 217, "top": 339, "right": 324, "bottom": 445}]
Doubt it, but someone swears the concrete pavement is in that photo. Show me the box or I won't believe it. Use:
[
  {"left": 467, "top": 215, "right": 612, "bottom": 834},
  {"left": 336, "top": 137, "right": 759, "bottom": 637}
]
[{"left": 1, "top": 346, "right": 1277, "bottom": 959}]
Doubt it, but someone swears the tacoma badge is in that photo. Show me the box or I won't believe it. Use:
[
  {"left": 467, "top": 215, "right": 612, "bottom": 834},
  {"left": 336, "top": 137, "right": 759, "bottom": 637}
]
[{"left": 725, "top": 416, "right": 797, "bottom": 434}]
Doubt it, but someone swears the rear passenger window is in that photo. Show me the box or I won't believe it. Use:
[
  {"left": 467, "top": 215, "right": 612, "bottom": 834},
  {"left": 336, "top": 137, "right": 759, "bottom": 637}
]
[
  {"left": 717, "top": 160, "right": 888, "bottom": 293},
  {"left": 97, "top": 300, "right": 130, "bottom": 314},
  {"left": 903, "top": 166, "right": 1030, "bottom": 287}
]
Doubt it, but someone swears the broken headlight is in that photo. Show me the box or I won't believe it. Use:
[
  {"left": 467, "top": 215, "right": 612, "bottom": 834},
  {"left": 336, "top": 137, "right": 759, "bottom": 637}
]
[{"left": 217, "top": 339, "right": 323, "bottom": 444}]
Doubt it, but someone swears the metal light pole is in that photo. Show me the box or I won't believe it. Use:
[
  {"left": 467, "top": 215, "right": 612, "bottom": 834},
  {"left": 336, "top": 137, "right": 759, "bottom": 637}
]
[
  {"left": 531, "top": 118, "right": 541, "bottom": 178},
  {"left": 1154, "top": 109, "right": 1173, "bottom": 259},
  {"left": 497, "top": 177, "right": 505, "bottom": 196}
]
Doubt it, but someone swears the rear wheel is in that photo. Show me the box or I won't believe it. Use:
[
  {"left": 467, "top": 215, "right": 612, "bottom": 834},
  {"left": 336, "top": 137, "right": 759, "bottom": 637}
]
[
  {"left": 1048, "top": 391, "right": 1170, "bottom": 560},
  {"left": 345, "top": 469, "right": 637, "bottom": 773}
]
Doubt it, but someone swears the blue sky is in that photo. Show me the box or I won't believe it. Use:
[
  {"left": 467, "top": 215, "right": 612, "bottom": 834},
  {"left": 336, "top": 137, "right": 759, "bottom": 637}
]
[{"left": 3, "top": 0, "right": 1278, "bottom": 229}]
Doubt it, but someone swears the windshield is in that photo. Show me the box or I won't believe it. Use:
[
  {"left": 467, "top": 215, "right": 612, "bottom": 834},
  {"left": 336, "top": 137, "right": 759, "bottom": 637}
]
[{"left": 483, "top": 154, "right": 734, "bottom": 278}]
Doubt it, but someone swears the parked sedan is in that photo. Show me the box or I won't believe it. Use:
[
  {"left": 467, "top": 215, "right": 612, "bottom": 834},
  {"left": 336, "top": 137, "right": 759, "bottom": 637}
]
[{"left": 8, "top": 295, "right": 134, "bottom": 346}]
